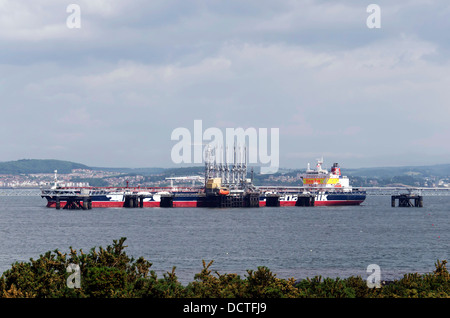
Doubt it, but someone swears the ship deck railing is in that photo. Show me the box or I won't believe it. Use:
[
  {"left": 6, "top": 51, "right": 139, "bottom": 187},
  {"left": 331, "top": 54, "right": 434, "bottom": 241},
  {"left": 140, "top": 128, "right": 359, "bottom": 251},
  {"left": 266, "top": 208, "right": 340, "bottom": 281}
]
[
  {"left": 256, "top": 186, "right": 450, "bottom": 196},
  {"left": 43, "top": 186, "right": 206, "bottom": 193},
  {"left": 8, "top": 186, "right": 450, "bottom": 197}
]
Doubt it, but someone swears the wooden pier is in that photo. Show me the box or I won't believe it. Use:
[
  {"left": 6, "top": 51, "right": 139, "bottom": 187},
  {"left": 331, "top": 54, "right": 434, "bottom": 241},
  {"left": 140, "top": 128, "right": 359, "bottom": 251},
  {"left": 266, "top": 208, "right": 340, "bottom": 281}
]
[
  {"left": 265, "top": 194, "right": 281, "bottom": 207},
  {"left": 295, "top": 194, "right": 315, "bottom": 206},
  {"left": 55, "top": 195, "right": 92, "bottom": 210},
  {"left": 204, "top": 192, "right": 260, "bottom": 208},
  {"left": 160, "top": 193, "right": 174, "bottom": 207},
  {"left": 391, "top": 194, "right": 423, "bottom": 207},
  {"left": 123, "top": 194, "right": 151, "bottom": 208}
]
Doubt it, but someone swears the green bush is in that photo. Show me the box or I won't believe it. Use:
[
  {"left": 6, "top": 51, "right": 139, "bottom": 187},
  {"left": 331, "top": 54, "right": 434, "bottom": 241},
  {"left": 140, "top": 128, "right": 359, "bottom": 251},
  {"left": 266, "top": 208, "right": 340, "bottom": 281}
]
[
  {"left": 183, "top": 260, "right": 300, "bottom": 298},
  {"left": 1, "top": 238, "right": 450, "bottom": 298}
]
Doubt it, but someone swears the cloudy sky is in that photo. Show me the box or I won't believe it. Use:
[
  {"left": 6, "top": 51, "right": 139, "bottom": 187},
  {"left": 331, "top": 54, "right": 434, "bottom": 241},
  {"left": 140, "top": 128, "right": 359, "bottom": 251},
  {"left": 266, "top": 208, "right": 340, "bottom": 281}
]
[{"left": 1, "top": 0, "right": 450, "bottom": 170}]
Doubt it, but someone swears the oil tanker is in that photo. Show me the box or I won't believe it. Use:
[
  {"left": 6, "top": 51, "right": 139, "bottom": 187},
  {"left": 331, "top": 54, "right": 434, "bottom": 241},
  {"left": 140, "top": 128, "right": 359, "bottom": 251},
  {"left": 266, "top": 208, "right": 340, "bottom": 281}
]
[
  {"left": 41, "top": 158, "right": 365, "bottom": 208},
  {"left": 260, "top": 158, "right": 366, "bottom": 206}
]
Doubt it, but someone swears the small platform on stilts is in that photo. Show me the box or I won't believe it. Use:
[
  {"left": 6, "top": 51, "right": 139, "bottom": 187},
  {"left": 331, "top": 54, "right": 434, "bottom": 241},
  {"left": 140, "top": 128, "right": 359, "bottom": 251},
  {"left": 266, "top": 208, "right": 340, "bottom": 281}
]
[
  {"left": 391, "top": 194, "right": 423, "bottom": 207},
  {"left": 55, "top": 195, "right": 92, "bottom": 210}
]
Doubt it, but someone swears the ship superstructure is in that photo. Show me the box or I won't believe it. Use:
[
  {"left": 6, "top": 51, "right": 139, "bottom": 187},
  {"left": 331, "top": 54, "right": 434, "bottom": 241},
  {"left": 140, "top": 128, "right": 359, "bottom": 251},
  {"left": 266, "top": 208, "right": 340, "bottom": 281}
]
[
  {"left": 259, "top": 158, "right": 366, "bottom": 206},
  {"left": 302, "top": 159, "right": 350, "bottom": 189}
]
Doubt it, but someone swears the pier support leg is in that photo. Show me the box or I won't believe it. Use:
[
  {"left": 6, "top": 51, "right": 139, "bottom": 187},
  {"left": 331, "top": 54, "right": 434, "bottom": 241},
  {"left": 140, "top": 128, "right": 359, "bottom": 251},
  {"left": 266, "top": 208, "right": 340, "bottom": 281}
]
[
  {"left": 295, "top": 194, "right": 315, "bottom": 207},
  {"left": 82, "top": 198, "right": 88, "bottom": 210},
  {"left": 160, "top": 195, "right": 174, "bottom": 207},
  {"left": 266, "top": 195, "right": 280, "bottom": 207}
]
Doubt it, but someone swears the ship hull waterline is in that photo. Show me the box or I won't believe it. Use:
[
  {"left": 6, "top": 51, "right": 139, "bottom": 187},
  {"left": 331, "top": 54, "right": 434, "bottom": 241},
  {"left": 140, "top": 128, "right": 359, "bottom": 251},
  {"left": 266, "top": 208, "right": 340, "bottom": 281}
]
[{"left": 43, "top": 193, "right": 366, "bottom": 208}]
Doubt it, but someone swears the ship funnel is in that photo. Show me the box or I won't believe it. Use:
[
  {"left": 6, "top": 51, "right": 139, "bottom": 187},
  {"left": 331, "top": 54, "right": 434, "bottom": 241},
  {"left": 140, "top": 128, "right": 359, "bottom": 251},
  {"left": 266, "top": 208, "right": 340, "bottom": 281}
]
[{"left": 331, "top": 163, "right": 341, "bottom": 176}]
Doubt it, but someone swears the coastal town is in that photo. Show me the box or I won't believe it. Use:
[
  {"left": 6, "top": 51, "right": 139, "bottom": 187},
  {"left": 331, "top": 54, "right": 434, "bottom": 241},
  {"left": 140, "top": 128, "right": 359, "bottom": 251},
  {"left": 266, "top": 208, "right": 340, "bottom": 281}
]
[
  {"left": 0, "top": 169, "right": 152, "bottom": 188},
  {"left": 0, "top": 167, "right": 449, "bottom": 189}
]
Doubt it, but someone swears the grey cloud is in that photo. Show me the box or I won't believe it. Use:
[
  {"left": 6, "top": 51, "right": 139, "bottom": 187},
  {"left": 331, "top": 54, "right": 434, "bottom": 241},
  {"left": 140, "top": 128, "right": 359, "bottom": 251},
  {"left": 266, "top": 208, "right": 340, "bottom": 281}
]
[{"left": 0, "top": 1, "right": 449, "bottom": 168}]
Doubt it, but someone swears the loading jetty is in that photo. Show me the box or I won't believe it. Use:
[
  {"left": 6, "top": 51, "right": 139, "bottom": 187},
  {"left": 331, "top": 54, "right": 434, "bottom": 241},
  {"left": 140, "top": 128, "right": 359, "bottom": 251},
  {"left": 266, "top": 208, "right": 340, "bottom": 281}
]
[
  {"left": 40, "top": 150, "right": 450, "bottom": 209},
  {"left": 42, "top": 146, "right": 264, "bottom": 209}
]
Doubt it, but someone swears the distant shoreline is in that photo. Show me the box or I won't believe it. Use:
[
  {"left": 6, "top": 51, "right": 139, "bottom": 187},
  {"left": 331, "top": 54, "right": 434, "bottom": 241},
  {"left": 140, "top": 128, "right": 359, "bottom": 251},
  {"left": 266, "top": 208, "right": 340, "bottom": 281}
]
[{"left": 0, "top": 187, "right": 41, "bottom": 189}]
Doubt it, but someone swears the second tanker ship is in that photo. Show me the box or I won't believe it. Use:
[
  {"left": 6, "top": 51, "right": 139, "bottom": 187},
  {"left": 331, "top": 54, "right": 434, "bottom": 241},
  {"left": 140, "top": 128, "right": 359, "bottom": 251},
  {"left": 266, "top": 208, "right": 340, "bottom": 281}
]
[{"left": 259, "top": 158, "right": 366, "bottom": 206}]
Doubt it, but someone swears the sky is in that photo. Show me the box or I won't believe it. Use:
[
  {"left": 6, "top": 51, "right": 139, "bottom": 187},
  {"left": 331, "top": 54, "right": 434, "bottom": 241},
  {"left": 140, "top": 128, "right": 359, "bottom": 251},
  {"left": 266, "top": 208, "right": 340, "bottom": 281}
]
[{"left": 1, "top": 0, "right": 450, "bottom": 170}]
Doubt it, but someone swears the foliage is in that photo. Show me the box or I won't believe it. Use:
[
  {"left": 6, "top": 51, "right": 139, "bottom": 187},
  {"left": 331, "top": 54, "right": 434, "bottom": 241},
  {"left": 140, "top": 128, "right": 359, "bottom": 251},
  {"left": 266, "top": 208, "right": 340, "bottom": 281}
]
[
  {"left": 1, "top": 238, "right": 450, "bottom": 298},
  {"left": 183, "top": 260, "right": 300, "bottom": 298}
]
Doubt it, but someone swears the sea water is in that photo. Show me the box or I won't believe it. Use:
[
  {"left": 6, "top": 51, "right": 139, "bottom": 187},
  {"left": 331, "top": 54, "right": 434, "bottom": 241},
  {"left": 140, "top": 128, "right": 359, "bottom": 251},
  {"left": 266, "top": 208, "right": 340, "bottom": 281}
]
[{"left": 0, "top": 194, "right": 449, "bottom": 285}]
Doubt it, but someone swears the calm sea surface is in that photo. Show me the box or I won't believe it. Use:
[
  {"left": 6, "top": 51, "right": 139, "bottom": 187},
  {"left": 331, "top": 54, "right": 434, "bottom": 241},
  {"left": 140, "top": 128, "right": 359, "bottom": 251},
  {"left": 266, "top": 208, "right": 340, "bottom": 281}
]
[{"left": 1, "top": 194, "right": 449, "bottom": 285}]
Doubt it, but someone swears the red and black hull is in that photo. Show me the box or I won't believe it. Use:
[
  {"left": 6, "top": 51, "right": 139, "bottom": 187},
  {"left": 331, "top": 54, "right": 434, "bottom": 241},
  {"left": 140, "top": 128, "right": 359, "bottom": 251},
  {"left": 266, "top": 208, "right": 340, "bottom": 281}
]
[{"left": 42, "top": 189, "right": 366, "bottom": 208}]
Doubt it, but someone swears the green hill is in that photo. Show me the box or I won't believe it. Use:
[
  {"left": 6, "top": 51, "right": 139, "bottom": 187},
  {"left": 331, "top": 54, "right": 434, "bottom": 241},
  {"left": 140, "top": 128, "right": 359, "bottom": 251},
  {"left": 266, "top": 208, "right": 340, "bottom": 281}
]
[
  {"left": 0, "top": 159, "right": 89, "bottom": 174},
  {"left": 1, "top": 159, "right": 449, "bottom": 182},
  {"left": 344, "top": 164, "right": 450, "bottom": 178}
]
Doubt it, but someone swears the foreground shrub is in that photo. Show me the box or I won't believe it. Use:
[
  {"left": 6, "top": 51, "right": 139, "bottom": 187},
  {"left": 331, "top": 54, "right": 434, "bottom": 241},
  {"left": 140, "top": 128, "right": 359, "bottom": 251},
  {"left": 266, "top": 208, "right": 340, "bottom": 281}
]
[
  {"left": 183, "top": 260, "right": 300, "bottom": 298},
  {"left": 378, "top": 260, "right": 450, "bottom": 298},
  {"left": 296, "top": 276, "right": 372, "bottom": 298},
  {"left": 0, "top": 238, "right": 152, "bottom": 298},
  {"left": 1, "top": 238, "right": 450, "bottom": 298}
]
